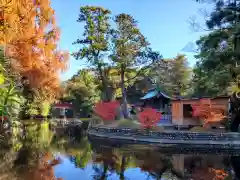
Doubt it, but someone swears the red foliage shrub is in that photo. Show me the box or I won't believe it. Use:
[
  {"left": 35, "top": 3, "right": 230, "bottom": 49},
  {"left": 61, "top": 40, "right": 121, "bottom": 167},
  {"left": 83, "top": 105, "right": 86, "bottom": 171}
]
[
  {"left": 94, "top": 101, "right": 120, "bottom": 121},
  {"left": 138, "top": 108, "right": 161, "bottom": 129}
]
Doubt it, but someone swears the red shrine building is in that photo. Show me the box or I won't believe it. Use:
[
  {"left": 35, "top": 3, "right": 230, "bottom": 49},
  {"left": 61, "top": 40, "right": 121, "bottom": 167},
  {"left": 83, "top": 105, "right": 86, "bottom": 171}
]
[{"left": 52, "top": 103, "right": 74, "bottom": 118}]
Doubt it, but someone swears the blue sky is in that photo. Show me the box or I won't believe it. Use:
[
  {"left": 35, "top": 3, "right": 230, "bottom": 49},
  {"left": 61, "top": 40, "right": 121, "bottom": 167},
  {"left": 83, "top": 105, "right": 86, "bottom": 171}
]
[{"left": 51, "top": 0, "right": 211, "bottom": 81}]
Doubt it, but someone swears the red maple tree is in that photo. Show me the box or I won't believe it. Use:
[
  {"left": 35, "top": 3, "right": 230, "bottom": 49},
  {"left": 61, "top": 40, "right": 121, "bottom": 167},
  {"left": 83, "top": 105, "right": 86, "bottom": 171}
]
[
  {"left": 138, "top": 108, "right": 161, "bottom": 129},
  {"left": 191, "top": 99, "right": 226, "bottom": 127},
  {"left": 94, "top": 101, "right": 120, "bottom": 121}
]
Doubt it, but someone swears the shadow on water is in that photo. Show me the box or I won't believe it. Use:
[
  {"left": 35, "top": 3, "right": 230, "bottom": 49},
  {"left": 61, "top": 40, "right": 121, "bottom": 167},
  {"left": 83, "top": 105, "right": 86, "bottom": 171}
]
[
  {"left": 230, "top": 156, "right": 240, "bottom": 180},
  {"left": 1, "top": 121, "right": 240, "bottom": 179}
]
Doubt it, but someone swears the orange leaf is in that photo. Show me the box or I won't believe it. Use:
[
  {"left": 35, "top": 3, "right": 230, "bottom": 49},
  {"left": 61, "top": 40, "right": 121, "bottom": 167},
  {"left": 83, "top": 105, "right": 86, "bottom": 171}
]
[{"left": 191, "top": 99, "right": 226, "bottom": 126}]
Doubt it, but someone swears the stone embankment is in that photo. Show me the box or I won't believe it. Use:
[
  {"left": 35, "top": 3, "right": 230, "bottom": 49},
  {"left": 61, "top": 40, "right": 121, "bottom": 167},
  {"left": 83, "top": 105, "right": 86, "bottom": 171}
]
[{"left": 88, "top": 125, "right": 240, "bottom": 150}]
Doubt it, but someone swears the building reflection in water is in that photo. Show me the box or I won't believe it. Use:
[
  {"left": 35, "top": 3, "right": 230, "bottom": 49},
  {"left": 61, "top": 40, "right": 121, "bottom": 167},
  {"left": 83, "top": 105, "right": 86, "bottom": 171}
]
[{"left": 90, "top": 142, "right": 237, "bottom": 180}]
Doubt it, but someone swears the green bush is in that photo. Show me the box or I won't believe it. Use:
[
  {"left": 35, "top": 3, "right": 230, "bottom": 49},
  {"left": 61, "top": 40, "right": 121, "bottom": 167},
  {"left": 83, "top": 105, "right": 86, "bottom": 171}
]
[
  {"left": 40, "top": 101, "right": 51, "bottom": 117},
  {"left": 89, "top": 116, "right": 103, "bottom": 125},
  {"left": 117, "top": 119, "right": 139, "bottom": 128}
]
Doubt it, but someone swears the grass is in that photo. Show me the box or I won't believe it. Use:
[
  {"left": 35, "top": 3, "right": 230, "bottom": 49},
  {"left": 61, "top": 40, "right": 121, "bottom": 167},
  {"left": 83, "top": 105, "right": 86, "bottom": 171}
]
[
  {"left": 87, "top": 116, "right": 223, "bottom": 133},
  {"left": 151, "top": 126, "right": 165, "bottom": 131},
  {"left": 190, "top": 126, "right": 208, "bottom": 132},
  {"left": 79, "top": 118, "right": 92, "bottom": 121},
  {"left": 88, "top": 117, "right": 166, "bottom": 130}
]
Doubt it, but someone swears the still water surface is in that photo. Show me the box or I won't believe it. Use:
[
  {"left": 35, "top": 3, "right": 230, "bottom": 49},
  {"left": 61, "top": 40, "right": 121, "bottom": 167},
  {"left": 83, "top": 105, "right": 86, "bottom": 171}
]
[
  {"left": 2, "top": 123, "right": 240, "bottom": 180},
  {"left": 53, "top": 140, "right": 239, "bottom": 180}
]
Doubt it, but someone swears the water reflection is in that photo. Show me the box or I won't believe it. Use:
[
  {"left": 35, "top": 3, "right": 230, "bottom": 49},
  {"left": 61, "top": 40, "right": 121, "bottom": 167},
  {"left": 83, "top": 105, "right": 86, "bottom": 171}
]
[
  {"left": 230, "top": 156, "right": 240, "bottom": 180},
  {"left": 0, "top": 122, "right": 240, "bottom": 179},
  {"left": 90, "top": 144, "right": 230, "bottom": 180}
]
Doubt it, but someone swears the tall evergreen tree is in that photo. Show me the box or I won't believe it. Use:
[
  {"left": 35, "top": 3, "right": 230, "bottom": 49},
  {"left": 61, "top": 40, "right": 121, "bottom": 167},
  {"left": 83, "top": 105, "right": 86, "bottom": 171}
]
[
  {"left": 72, "top": 6, "right": 112, "bottom": 101},
  {"left": 110, "top": 13, "right": 149, "bottom": 118},
  {"left": 150, "top": 55, "right": 191, "bottom": 97},
  {"left": 192, "top": 0, "right": 240, "bottom": 96}
]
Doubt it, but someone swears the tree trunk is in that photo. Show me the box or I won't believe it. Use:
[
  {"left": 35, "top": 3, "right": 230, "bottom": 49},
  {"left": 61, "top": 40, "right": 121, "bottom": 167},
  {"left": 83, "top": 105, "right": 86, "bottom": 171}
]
[
  {"left": 97, "top": 64, "right": 112, "bottom": 102},
  {"left": 120, "top": 156, "right": 126, "bottom": 180},
  {"left": 230, "top": 114, "right": 240, "bottom": 132},
  {"left": 121, "top": 65, "right": 129, "bottom": 119},
  {"left": 101, "top": 163, "right": 108, "bottom": 180}
]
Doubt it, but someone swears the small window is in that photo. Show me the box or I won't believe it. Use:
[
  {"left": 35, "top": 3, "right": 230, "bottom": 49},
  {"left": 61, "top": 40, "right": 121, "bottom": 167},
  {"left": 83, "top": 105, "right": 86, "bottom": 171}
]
[{"left": 183, "top": 104, "right": 193, "bottom": 118}]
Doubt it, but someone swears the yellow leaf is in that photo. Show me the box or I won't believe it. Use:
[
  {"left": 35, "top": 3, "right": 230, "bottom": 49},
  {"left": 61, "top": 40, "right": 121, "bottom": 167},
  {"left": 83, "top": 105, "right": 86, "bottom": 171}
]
[
  {"left": 0, "top": 73, "right": 5, "bottom": 84},
  {"left": 231, "top": 84, "right": 240, "bottom": 94}
]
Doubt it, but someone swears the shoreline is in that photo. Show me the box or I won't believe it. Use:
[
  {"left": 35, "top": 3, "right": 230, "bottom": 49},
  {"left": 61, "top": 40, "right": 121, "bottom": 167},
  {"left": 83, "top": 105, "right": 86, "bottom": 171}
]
[{"left": 88, "top": 125, "right": 240, "bottom": 150}]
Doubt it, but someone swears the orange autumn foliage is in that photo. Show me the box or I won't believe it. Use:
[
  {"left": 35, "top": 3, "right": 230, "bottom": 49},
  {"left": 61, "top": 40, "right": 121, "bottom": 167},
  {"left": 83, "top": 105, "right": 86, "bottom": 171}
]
[
  {"left": 21, "top": 152, "right": 63, "bottom": 180},
  {"left": 191, "top": 99, "right": 226, "bottom": 127},
  {"left": 1, "top": 0, "right": 57, "bottom": 44},
  {"left": 191, "top": 167, "right": 228, "bottom": 180},
  {"left": 1, "top": 0, "right": 68, "bottom": 101}
]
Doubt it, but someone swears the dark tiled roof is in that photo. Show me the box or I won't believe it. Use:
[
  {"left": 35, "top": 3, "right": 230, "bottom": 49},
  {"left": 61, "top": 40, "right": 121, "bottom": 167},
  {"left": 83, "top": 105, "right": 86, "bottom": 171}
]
[{"left": 140, "top": 90, "right": 171, "bottom": 100}]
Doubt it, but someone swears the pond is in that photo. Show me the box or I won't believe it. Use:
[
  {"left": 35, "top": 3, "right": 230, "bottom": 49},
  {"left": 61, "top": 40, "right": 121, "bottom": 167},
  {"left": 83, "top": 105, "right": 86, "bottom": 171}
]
[{"left": 1, "top": 122, "right": 240, "bottom": 180}]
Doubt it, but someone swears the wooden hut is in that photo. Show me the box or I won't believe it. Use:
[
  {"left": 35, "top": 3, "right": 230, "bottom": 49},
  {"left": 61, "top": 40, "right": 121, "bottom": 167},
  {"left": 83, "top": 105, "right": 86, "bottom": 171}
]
[{"left": 171, "top": 96, "right": 229, "bottom": 126}]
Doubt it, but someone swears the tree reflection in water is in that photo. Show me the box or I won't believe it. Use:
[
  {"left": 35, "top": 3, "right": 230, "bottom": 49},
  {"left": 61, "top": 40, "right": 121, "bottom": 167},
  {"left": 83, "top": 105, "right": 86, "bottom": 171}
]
[
  {"left": 1, "top": 121, "right": 240, "bottom": 180},
  {"left": 13, "top": 121, "right": 63, "bottom": 180},
  {"left": 184, "top": 155, "right": 230, "bottom": 180},
  {"left": 90, "top": 143, "right": 137, "bottom": 180},
  {"left": 89, "top": 141, "right": 240, "bottom": 180},
  {"left": 61, "top": 136, "right": 92, "bottom": 169},
  {"left": 16, "top": 152, "right": 63, "bottom": 180},
  {"left": 92, "top": 147, "right": 120, "bottom": 179},
  {"left": 0, "top": 121, "right": 65, "bottom": 180},
  {"left": 90, "top": 144, "right": 185, "bottom": 180},
  {"left": 230, "top": 156, "right": 240, "bottom": 180},
  {"left": 134, "top": 150, "right": 183, "bottom": 179},
  {"left": 190, "top": 167, "right": 228, "bottom": 180}
]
